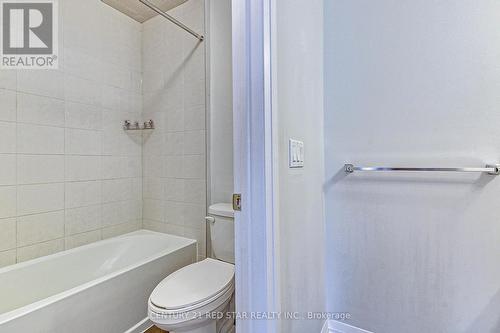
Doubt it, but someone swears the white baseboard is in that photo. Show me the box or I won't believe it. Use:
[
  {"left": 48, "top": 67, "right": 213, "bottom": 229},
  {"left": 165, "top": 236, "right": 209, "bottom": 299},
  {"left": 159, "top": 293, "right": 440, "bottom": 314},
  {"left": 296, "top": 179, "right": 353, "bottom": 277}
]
[
  {"left": 322, "top": 320, "right": 374, "bottom": 333},
  {"left": 124, "top": 317, "right": 153, "bottom": 333}
]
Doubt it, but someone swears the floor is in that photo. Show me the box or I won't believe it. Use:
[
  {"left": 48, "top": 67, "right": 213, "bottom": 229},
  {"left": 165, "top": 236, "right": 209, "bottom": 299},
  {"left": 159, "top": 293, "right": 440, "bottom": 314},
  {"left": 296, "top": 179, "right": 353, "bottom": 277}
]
[{"left": 145, "top": 326, "right": 168, "bottom": 333}]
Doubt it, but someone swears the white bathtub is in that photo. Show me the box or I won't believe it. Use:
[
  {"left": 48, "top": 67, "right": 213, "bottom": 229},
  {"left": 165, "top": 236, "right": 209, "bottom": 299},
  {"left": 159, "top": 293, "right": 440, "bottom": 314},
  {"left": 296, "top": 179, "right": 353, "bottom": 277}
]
[{"left": 0, "top": 230, "right": 197, "bottom": 333}]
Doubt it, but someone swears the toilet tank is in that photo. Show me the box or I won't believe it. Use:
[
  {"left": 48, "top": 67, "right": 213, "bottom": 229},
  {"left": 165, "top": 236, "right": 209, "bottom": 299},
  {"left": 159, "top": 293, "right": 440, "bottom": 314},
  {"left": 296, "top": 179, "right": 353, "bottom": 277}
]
[{"left": 208, "top": 203, "right": 234, "bottom": 264}]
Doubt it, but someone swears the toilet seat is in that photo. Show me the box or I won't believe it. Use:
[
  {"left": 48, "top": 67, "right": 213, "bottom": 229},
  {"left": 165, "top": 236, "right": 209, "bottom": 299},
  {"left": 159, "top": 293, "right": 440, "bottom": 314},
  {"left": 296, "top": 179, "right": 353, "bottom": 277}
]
[
  {"left": 149, "top": 281, "right": 234, "bottom": 315},
  {"left": 149, "top": 258, "right": 234, "bottom": 314}
]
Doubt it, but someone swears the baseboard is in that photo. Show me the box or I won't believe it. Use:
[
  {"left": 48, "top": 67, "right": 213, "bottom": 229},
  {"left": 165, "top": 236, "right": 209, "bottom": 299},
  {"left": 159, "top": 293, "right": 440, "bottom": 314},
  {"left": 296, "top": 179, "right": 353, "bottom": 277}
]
[
  {"left": 124, "top": 317, "right": 153, "bottom": 333},
  {"left": 322, "top": 320, "right": 374, "bottom": 333}
]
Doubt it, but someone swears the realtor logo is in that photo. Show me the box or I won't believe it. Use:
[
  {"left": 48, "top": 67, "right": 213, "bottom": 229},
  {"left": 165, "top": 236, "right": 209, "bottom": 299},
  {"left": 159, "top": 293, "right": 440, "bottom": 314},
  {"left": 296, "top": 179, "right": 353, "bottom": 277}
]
[{"left": 1, "top": 0, "right": 58, "bottom": 69}]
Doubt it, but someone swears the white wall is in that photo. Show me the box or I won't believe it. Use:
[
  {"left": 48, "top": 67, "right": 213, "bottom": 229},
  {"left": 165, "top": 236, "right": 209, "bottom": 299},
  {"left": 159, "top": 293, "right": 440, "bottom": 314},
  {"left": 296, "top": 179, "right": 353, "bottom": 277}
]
[
  {"left": 0, "top": 0, "right": 143, "bottom": 267},
  {"left": 324, "top": 1, "right": 500, "bottom": 332},
  {"left": 274, "top": 0, "right": 325, "bottom": 331},
  {"left": 208, "top": 0, "right": 233, "bottom": 205},
  {"left": 142, "top": 0, "right": 207, "bottom": 259}
]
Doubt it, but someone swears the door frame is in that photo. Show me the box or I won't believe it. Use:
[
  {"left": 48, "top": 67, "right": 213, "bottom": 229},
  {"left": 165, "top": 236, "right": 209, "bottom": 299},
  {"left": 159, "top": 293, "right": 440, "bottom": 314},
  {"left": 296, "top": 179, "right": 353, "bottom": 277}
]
[{"left": 232, "top": 0, "right": 279, "bottom": 332}]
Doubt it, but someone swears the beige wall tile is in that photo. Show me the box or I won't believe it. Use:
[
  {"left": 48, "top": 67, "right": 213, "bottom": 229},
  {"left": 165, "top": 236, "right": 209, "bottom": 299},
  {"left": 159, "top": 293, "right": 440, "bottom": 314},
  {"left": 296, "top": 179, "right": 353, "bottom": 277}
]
[
  {"left": 0, "top": 89, "right": 16, "bottom": 122},
  {"left": 0, "top": 155, "right": 16, "bottom": 186},
  {"left": 18, "top": 155, "right": 64, "bottom": 185},
  {"left": 17, "top": 124, "right": 64, "bottom": 154},
  {"left": 17, "top": 239, "right": 64, "bottom": 262},
  {"left": 0, "top": 250, "right": 16, "bottom": 268},
  {"left": 0, "top": 122, "right": 16, "bottom": 153},
  {"left": 65, "top": 181, "right": 102, "bottom": 209},
  {"left": 17, "top": 211, "right": 65, "bottom": 247},
  {"left": 102, "top": 220, "right": 140, "bottom": 239},
  {"left": 17, "top": 93, "right": 65, "bottom": 127},
  {"left": 17, "top": 184, "right": 64, "bottom": 215},
  {"left": 65, "top": 156, "right": 102, "bottom": 182},
  {"left": 65, "top": 129, "right": 102, "bottom": 155},
  {"left": 65, "top": 205, "right": 102, "bottom": 236},
  {"left": 0, "top": 186, "right": 17, "bottom": 219},
  {"left": 0, "top": 218, "right": 16, "bottom": 251},
  {"left": 65, "top": 230, "right": 101, "bottom": 250}
]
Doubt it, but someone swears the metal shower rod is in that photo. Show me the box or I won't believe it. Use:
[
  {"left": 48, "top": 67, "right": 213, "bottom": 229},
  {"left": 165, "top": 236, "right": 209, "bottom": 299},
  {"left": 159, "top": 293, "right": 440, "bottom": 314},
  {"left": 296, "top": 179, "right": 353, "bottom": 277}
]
[{"left": 139, "top": 0, "right": 204, "bottom": 41}]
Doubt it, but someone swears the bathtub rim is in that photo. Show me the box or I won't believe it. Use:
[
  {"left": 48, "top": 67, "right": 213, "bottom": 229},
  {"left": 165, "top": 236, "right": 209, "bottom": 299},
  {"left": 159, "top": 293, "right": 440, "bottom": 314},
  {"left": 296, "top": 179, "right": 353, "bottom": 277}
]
[{"left": 0, "top": 230, "right": 197, "bottom": 326}]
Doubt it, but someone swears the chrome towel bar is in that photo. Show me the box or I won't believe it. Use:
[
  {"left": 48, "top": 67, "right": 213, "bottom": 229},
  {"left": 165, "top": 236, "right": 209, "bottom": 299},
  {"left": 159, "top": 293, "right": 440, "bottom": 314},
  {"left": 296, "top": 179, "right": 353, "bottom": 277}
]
[{"left": 344, "top": 164, "right": 500, "bottom": 176}]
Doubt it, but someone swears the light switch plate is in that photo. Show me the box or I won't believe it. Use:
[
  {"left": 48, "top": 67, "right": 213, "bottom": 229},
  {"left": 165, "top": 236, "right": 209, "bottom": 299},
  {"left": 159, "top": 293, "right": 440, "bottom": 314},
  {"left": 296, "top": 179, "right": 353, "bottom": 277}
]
[{"left": 289, "top": 139, "right": 304, "bottom": 168}]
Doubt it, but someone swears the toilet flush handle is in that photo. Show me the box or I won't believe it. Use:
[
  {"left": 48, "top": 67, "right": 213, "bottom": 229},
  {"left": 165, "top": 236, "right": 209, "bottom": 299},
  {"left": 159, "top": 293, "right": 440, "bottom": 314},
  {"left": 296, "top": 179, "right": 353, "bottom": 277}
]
[{"left": 205, "top": 216, "right": 215, "bottom": 224}]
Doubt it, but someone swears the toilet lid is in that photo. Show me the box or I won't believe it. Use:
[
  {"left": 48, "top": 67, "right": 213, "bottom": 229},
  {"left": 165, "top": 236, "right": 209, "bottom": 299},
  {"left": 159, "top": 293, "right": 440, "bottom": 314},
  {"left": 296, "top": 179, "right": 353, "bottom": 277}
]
[
  {"left": 208, "top": 203, "right": 234, "bottom": 218},
  {"left": 150, "top": 258, "right": 234, "bottom": 310}
]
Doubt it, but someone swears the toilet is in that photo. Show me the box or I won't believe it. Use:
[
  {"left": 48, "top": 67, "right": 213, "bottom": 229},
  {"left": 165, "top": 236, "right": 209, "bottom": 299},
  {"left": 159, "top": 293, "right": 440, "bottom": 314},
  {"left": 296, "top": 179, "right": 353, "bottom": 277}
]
[{"left": 148, "top": 203, "right": 235, "bottom": 333}]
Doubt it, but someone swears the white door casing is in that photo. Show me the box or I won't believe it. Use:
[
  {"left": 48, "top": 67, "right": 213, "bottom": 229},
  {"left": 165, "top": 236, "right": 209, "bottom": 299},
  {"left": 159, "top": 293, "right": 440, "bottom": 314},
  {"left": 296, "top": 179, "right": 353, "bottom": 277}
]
[{"left": 232, "top": 0, "right": 279, "bottom": 332}]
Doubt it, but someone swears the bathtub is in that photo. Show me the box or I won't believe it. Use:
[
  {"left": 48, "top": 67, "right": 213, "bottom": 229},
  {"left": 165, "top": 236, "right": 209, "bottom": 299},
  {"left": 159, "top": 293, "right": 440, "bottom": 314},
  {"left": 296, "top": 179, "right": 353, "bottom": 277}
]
[{"left": 0, "top": 230, "right": 197, "bottom": 333}]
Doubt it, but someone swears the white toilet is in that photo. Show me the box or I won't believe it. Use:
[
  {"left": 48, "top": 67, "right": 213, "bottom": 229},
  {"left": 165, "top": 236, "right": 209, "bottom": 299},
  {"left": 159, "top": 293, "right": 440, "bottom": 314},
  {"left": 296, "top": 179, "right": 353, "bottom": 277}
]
[{"left": 148, "top": 203, "right": 235, "bottom": 333}]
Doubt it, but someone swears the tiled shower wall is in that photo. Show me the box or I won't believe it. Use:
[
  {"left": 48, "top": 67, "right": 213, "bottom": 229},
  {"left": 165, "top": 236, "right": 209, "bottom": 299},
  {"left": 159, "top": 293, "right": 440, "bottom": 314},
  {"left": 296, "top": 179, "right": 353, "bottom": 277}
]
[
  {"left": 0, "top": 0, "right": 207, "bottom": 267},
  {"left": 0, "top": 0, "right": 143, "bottom": 267},
  {"left": 142, "top": 0, "right": 207, "bottom": 259}
]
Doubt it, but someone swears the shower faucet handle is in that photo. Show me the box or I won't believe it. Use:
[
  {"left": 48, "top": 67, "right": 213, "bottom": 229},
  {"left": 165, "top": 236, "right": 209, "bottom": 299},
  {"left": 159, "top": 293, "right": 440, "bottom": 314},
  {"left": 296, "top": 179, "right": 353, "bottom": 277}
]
[{"left": 123, "top": 119, "right": 155, "bottom": 131}]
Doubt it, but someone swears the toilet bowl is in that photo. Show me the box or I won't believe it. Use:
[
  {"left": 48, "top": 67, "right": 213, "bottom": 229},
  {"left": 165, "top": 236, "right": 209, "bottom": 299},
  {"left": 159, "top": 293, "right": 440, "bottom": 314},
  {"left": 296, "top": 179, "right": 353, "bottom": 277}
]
[
  {"left": 149, "top": 204, "right": 235, "bottom": 333},
  {"left": 148, "top": 258, "right": 234, "bottom": 333}
]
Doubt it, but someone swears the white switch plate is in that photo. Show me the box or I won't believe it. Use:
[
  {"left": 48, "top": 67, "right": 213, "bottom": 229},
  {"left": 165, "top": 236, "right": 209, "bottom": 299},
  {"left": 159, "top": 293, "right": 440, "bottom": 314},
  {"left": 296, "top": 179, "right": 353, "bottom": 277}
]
[{"left": 289, "top": 139, "right": 304, "bottom": 168}]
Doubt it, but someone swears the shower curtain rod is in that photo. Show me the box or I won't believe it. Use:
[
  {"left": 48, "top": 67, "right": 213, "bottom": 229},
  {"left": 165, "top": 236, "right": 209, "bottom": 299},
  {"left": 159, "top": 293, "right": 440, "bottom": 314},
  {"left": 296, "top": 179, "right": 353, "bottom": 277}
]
[{"left": 139, "top": 0, "right": 204, "bottom": 41}]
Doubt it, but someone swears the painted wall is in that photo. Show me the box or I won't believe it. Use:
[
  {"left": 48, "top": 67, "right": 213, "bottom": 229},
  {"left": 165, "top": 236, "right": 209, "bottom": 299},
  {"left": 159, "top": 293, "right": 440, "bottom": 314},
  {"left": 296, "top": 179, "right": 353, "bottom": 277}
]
[
  {"left": 0, "top": 0, "right": 143, "bottom": 267},
  {"left": 324, "top": 1, "right": 500, "bottom": 332},
  {"left": 274, "top": 0, "right": 326, "bottom": 331},
  {"left": 142, "top": 0, "right": 207, "bottom": 259},
  {"left": 208, "top": 0, "right": 233, "bottom": 205}
]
